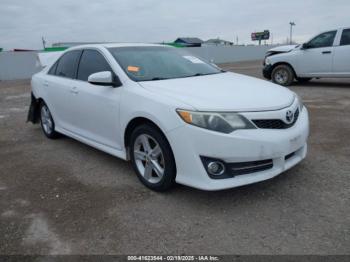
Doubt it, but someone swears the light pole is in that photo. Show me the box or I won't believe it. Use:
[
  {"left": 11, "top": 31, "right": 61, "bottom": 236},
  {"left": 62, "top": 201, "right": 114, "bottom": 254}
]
[
  {"left": 289, "top": 22, "right": 296, "bottom": 44},
  {"left": 42, "top": 36, "right": 46, "bottom": 49}
]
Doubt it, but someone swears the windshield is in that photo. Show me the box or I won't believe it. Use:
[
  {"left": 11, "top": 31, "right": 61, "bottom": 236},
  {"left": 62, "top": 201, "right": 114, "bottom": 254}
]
[{"left": 108, "top": 46, "right": 222, "bottom": 82}]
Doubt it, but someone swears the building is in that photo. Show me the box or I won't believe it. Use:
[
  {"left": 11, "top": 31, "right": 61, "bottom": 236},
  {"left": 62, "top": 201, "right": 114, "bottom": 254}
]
[
  {"left": 204, "top": 38, "right": 233, "bottom": 46},
  {"left": 174, "top": 37, "right": 203, "bottom": 47}
]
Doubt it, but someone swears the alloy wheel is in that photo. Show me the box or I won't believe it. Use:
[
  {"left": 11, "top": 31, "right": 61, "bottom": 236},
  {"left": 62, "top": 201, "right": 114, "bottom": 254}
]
[{"left": 133, "top": 134, "right": 165, "bottom": 184}]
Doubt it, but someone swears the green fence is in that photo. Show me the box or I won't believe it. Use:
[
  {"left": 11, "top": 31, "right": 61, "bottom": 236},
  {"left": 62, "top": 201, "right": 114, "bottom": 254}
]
[
  {"left": 163, "top": 42, "right": 184, "bottom": 48},
  {"left": 44, "top": 47, "right": 68, "bottom": 52}
]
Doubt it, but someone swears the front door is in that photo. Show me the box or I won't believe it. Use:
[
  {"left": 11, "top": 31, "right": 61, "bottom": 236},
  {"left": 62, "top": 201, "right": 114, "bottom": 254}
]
[
  {"left": 70, "top": 49, "right": 122, "bottom": 149},
  {"left": 297, "top": 30, "right": 337, "bottom": 77}
]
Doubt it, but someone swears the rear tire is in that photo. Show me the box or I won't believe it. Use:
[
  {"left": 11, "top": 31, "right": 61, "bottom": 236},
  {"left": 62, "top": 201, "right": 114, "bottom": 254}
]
[
  {"left": 40, "top": 102, "right": 60, "bottom": 139},
  {"left": 130, "top": 124, "right": 176, "bottom": 191},
  {"left": 272, "top": 64, "right": 295, "bottom": 86}
]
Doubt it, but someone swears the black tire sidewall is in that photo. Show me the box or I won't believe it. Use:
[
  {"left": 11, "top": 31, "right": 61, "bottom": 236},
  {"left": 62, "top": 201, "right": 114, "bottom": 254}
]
[
  {"left": 130, "top": 124, "right": 176, "bottom": 191},
  {"left": 272, "top": 65, "right": 294, "bottom": 86}
]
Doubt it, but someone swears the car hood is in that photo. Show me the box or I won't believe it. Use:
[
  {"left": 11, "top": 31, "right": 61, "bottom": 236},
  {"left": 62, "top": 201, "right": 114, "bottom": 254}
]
[
  {"left": 268, "top": 45, "right": 298, "bottom": 53},
  {"left": 139, "top": 72, "right": 295, "bottom": 111}
]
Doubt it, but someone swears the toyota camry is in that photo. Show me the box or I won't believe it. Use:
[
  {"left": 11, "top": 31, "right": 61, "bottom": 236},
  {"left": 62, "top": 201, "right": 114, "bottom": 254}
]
[{"left": 28, "top": 43, "right": 309, "bottom": 191}]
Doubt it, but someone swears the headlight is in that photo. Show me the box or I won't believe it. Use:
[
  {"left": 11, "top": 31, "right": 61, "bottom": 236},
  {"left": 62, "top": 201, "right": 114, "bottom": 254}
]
[
  {"left": 176, "top": 110, "right": 256, "bottom": 134},
  {"left": 296, "top": 94, "right": 304, "bottom": 111}
]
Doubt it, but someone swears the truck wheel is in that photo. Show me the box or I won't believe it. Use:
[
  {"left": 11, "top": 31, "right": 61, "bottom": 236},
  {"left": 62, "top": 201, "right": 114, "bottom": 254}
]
[{"left": 272, "top": 65, "right": 294, "bottom": 86}]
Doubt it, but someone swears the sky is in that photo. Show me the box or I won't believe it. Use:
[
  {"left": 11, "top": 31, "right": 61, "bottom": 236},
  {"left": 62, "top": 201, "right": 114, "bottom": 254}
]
[{"left": 0, "top": 0, "right": 349, "bottom": 50}]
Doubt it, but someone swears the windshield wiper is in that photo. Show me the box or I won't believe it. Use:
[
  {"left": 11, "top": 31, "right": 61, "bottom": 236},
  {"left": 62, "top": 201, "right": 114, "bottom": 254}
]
[
  {"left": 140, "top": 71, "right": 226, "bottom": 82},
  {"left": 141, "top": 77, "right": 169, "bottom": 81},
  {"left": 183, "top": 72, "right": 223, "bottom": 78}
]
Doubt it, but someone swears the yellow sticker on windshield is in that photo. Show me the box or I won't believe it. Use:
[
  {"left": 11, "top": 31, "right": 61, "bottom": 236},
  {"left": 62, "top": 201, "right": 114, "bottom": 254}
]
[{"left": 127, "top": 66, "right": 140, "bottom": 72}]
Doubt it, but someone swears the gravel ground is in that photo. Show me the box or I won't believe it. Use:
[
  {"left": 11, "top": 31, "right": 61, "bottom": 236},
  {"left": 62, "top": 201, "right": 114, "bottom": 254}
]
[{"left": 0, "top": 61, "right": 349, "bottom": 255}]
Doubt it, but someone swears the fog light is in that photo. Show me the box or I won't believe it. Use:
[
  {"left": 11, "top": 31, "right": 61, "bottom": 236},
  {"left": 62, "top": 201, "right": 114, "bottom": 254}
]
[{"left": 207, "top": 161, "right": 225, "bottom": 176}]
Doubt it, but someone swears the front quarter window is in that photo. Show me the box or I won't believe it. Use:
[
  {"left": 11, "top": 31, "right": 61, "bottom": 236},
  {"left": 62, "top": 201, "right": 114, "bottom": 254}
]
[
  {"left": 77, "top": 49, "right": 112, "bottom": 81},
  {"left": 307, "top": 31, "right": 337, "bottom": 48}
]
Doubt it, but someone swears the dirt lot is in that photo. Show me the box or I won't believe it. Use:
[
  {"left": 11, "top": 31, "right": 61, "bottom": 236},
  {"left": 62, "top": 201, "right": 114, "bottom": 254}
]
[{"left": 0, "top": 61, "right": 349, "bottom": 255}]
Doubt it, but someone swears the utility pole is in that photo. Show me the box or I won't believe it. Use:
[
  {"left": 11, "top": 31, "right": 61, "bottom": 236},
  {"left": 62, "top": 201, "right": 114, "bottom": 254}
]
[
  {"left": 289, "top": 22, "right": 296, "bottom": 44},
  {"left": 271, "top": 33, "right": 273, "bottom": 45},
  {"left": 42, "top": 36, "right": 46, "bottom": 49}
]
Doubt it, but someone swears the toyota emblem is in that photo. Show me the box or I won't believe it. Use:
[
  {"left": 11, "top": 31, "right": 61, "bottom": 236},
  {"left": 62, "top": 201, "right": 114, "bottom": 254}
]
[{"left": 286, "top": 110, "right": 294, "bottom": 123}]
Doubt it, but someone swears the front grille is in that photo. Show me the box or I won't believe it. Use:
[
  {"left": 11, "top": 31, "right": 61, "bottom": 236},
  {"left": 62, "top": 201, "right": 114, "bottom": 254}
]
[{"left": 252, "top": 108, "right": 299, "bottom": 129}]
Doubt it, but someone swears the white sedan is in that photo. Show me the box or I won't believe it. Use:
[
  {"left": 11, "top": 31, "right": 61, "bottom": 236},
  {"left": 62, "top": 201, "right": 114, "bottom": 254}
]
[{"left": 28, "top": 43, "right": 309, "bottom": 191}]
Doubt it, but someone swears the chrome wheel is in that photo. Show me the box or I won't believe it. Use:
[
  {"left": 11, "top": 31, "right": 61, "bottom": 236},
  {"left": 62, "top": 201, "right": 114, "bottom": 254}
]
[
  {"left": 40, "top": 105, "right": 53, "bottom": 135},
  {"left": 133, "top": 134, "right": 165, "bottom": 184},
  {"left": 274, "top": 69, "right": 289, "bottom": 85}
]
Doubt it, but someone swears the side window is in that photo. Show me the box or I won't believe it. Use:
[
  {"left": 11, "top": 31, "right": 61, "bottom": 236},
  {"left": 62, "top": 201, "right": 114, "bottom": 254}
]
[
  {"left": 55, "top": 50, "right": 82, "bottom": 79},
  {"left": 48, "top": 61, "right": 58, "bottom": 75},
  {"left": 77, "top": 50, "right": 112, "bottom": 81},
  {"left": 308, "top": 31, "right": 337, "bottom": 48},
  {"left": 340, "top": 29, "right": 350, "bottom": 46}
]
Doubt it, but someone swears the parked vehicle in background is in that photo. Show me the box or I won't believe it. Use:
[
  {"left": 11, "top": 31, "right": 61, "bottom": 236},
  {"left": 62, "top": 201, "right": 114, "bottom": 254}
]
[
  {"left": 28, "top": 44, "right": 309, "bottom": 191},
  {"left": 263, "top": 27, "right": 350, "bottom": 86}
]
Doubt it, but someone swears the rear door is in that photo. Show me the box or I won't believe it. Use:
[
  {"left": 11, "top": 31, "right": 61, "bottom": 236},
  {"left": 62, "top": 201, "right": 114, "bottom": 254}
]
[
  {"left": 45, "top": 50, "right": 82, "bottom": 130},
  {"left": 297, "top": 30, "right": 336, "bottom": 77},
  {"left": 333, "top": 28, "right": 350, "bottom": 76},
  {"left": 71, "top": 49, "right": 122, "bottom": 149}
]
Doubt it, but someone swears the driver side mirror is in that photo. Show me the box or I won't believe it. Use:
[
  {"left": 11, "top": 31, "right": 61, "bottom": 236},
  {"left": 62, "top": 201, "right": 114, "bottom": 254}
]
[{"left": 88, "top": 71, "right": 122, "bottom": 87}]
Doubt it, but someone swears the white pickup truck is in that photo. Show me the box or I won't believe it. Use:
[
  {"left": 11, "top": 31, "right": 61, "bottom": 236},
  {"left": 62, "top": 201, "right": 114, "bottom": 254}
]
[{"left": 263, "top": 27, "right": 350, "bottom": 86}]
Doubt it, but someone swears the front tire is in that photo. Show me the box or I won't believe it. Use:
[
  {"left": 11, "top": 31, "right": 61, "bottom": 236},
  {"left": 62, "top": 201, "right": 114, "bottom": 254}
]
[
  {"left": 130, "top": 124, "right": 176, "bottom": 191},
  {"left": 40, "top": 102, "right": 59, "bottom": 139},
  {"left": 271, "top": 64, "right": 295, "bottom": 86}
]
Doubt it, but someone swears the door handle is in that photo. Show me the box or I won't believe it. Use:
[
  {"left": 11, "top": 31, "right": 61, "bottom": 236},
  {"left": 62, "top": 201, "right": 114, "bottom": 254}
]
[
  {"left": 322, "top": 51, "right": 332, "bottom": 54},
  {"left": 70, "top": 87, "right": 79, "bottom": 94},
  {"left": 43, "top": 81, "right": 49, "bottom": 87}
]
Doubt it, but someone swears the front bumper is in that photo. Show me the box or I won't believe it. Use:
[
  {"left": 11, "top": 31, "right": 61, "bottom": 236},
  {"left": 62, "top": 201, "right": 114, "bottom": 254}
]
[
  {"left": 166, "top": 107, "right": 309, "bottom": 191},
  {"left": 262, "top": 64, "right": 273, "bottom": 80}
]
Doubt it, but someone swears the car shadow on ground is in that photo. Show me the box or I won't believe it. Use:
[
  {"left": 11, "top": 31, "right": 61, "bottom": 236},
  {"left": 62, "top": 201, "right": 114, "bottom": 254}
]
[
  {"left": 54, "top": 130, "right": 304, "bottom": 206},
  {"left": 46, "top": 129, "right": 303, "bottom": 200},
  {"left": 292, "top": 79, "right": 350, "bottom": 88}
]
